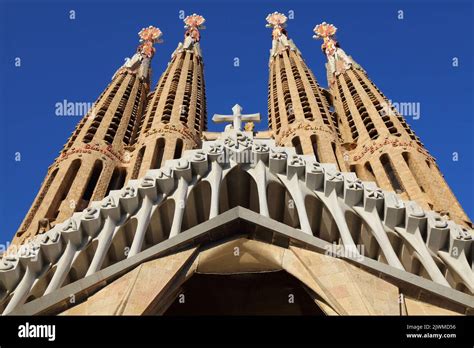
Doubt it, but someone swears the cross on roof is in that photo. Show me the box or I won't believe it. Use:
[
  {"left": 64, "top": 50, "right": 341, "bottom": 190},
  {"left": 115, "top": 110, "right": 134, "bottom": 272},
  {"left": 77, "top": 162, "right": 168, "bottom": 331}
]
[{"left": 212, "top": 104, "right": 260, "bottom": 131}]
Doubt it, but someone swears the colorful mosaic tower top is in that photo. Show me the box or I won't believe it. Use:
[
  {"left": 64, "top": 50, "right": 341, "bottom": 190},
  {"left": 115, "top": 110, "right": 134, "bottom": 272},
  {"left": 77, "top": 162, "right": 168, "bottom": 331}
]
[{"left": 137, "top": 25, "right": 163, "bottom": 58}]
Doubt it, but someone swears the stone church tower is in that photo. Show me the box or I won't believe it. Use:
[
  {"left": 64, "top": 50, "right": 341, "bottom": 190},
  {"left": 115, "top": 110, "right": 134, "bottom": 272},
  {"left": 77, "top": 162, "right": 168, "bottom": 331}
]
[
  {"left": 1, "top": 13, "right": 472, "bottom": 316},
  {"left": 266, "top": 13, "right": 345, "bottom": 168},
  {"left": 313, "top": 22, "right": 471, "bottom": 227},
  {"left": 127, "top": 14, "right": 207, "bottom": 180}
]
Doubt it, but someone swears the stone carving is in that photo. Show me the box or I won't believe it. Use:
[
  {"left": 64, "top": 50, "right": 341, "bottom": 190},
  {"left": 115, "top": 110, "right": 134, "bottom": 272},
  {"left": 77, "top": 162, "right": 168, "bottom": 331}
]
[
  {"left": 224, "top": 132, "right": 252, "bottom": 151},
  {"left": 208, "top": 144, "right": 224, "bottom": 155},
  {"left": 326, "top": 171, "right": 343, "bottom": 182},
  {"left": 290, "top": 155, "right": 305, "bottom": 167},
  {"left": 244, "top": 122, "right": 255, "bottom": 132},
  {"left": 252, "top": 143, "right": 269, "bottom": 153},
  {"left": 213, "top": 104, "right": 260, "bottom": 131},
  {"left": 346, "top": 178, "right": 363, "bottom": 190},
  {"left": 310, "top": 162, "right": 323, "bottom": 173},
  {"left": 270, "top": 149, "right": 287, "bottom": 160},
  {"left": 366, "top": 187, "right": 384, "bottom": 200}
]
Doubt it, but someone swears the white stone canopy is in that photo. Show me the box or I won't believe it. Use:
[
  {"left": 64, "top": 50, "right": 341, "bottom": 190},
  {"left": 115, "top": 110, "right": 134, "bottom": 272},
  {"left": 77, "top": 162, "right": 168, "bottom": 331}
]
[{"left": 0, "top": 126, "right": 473, "bottom": 315}]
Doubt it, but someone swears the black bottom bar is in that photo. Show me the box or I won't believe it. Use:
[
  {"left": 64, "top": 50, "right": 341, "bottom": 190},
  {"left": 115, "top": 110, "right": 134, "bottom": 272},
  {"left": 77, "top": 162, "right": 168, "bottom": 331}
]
[{"left": 0, "top": 316, "right": 472, "bottom": 346}]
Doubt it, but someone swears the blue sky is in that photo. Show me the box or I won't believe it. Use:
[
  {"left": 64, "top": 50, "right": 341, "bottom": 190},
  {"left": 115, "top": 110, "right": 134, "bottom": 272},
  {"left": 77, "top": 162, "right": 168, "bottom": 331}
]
[{"left": 0, "top": 0, "right": 472, "bottom": 244}]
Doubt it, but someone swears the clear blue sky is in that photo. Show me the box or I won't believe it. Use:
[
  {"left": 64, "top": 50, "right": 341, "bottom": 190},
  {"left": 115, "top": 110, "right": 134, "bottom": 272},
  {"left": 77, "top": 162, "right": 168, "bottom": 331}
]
[{"left": 0, "top": 0, "right": 472, "bottom": 244}]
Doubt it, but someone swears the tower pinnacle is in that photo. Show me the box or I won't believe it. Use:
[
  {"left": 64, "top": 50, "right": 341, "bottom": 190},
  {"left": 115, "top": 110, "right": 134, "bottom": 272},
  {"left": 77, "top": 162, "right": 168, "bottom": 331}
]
[
  {"left": 131, "top": 15, "right": 208, "bottom": 180},
  {"left": 137, "top": 25, "right": 163, "bottom": 58},
  {"left": 313, "top": 22, "right": 355, "bottom": 80},
  {"left": 184, "top": 14, "right": 206, "bottom": 41},
  {"left": 266, "top": 13, "right": 343, "bottom": 166},
  {"left": 173, "top": 14, "right": 206, "bottom": 56},
  {"left": 266, "top": 12, "right": 294, "bottom": 56},
  {"left": 114, "top": 25, "right": 163, "bottom": 81}
]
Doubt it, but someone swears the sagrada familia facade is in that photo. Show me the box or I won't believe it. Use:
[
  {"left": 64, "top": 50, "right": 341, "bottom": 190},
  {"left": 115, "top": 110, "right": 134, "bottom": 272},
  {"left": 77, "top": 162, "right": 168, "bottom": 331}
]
[{"left": 1, "top": 13, "right": 472, "bottom": 315}]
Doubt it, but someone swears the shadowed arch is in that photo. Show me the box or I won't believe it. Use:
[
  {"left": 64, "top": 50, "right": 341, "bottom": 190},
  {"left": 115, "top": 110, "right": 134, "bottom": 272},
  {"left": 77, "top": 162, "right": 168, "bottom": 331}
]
[
  {"left": 46, "top": 158, "right": 82, "bottom": 220},
  {"left": 106, "top": 217, "right": 139, "bottom": 266},
  {"left": 291, "top": 136, "right": 303, "bottom": 155},
  {"left": 106, "top": 167, "right": 127, "bottom": 196},
  {"left": 25, "top": 266, "right": 58, "bottom": 304},
  {"left": 219, "top": 166, "right": 259, "bottom": 214},
  {"left": 163, "top": 271, "right": 326, "bottom": 316},
  {"left": 182, "top": 181, "right": 211, "bottom": 231},
  {"left": 399, "top": 243, "right": 430, "bottom": 281},
  {"left": 144, "top": 199, "right": 175, "bottom": 249},
  {"left": 63, "top": 240, "right": 99, "bottom": 287},
  {"left": 305, "top": 195, "right": 339, "bottom": 242},
  {"left": 151, "top": 138, "right": 165, "bottom": 169},
  {"left": 267, "top": 180, "right": 300, "bottom": 228},
  {"left": 345, "top": 210, "right": 381, "bottom": 260}
]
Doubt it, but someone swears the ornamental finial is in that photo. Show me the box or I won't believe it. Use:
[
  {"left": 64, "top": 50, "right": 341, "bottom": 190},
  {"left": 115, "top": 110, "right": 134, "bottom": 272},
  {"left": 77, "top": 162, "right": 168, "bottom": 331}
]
[
  {"left": 265, "top": 12, "right": 288, "bottom": 40},
  {"left": 137, "top": 26, "right": 163, "bottom": 58},
  {"left": 313, "top": 22, "right": 338, "bottom": 57},
  {"left": 313, "top": 22, "right": 355, "bottom": 78},
  {"left": 183, "top": 14, "right": 206, "bottom": 42},
  {"left": 266, "top": 12, "right": 287, "bottom": 27}
]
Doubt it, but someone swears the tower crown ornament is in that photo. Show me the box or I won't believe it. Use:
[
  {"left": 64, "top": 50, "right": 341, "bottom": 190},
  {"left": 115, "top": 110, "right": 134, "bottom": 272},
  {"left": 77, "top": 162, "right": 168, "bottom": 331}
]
[
  {"left": 112, "top": 25, "right": 162, "bottom": 80},
  {"left": 172, "top": 13, "right": 206, "bottom": 56},
  {"left": 266, "top": 12, "right": 294, "bottom": 57},
  {"left": 138, "top": 26, "right": 163, "bottom": 42},
  {"left": 266, "top": 12, "right": 287, "bottom": 27},
  {"left": 265, "top": 12, "right": 288, "bottom": 40},
  {"left": 313, "top": 22, "right": 338, "bottom": 57},
  {"left": 183, "top": 14, "right": 206, "bottom": 42},
  {"left": 313, "top": 21, "right": 354, "bottom": 77},
  {"left": 313, "top": 22, "right": 337, "bottom": 39},
  {"left": 137, "top": 25, "right": 163, "bottom": 58}
]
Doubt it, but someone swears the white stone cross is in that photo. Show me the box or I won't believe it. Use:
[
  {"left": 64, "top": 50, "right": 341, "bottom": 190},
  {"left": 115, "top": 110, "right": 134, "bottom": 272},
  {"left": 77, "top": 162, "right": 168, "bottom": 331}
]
[{"left": 212, "top": 104, "right": 260, "bottom": 131}]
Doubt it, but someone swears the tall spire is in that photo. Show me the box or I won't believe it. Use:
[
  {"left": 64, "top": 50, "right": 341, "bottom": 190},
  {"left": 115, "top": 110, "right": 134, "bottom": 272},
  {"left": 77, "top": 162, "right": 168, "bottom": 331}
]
[
  {"left": 128, "top": 14, "right": 207, "bottom": 180},
  {"left": 12, "top": 26, "right": 162, "bottom": 246},
  {"left": 266, "top": 13, "right": 344, "bottom": 168},
  {"left": 315, "top": 22, "right": 471, "bottom": 227}
]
